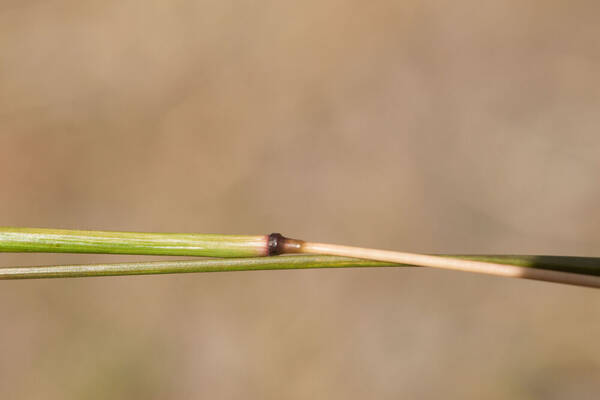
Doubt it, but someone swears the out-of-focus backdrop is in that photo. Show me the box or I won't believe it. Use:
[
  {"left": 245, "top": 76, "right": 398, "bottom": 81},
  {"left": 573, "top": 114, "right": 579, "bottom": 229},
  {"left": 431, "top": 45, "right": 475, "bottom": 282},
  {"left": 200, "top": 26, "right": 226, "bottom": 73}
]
[{"left": 1, "top": 1, "right": 599, "bottom": 398}]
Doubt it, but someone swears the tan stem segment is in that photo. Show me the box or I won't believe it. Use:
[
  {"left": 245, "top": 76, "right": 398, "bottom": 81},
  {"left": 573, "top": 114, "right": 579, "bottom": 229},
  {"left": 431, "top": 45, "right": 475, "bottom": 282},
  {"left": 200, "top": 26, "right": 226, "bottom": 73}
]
[{"left": 300, "top": 242, "right": 600, "bottom": 288}]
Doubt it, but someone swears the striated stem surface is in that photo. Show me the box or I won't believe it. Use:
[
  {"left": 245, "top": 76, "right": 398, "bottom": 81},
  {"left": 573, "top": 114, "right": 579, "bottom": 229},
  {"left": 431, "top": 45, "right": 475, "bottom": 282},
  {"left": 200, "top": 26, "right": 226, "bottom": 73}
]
[
  {"left": 0, "top": 227, "right": 268, "bottom": 257},
  {"left": 1, "top": 255, "right": 599, "bottom": 283}
]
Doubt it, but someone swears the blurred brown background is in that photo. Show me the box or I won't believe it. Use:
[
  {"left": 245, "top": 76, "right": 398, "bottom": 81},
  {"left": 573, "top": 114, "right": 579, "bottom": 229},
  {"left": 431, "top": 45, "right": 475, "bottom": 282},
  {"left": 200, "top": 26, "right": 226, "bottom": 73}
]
[{"left": 1, "top": 0, "right": 600, "bottom": 398}]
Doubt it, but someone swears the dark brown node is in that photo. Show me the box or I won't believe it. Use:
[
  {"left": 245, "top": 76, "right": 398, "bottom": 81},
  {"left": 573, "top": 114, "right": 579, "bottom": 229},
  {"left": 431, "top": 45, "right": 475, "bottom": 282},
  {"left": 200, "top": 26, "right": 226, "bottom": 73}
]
[{"left": 267, "top": 233, "right": 304, "bottom": 255}]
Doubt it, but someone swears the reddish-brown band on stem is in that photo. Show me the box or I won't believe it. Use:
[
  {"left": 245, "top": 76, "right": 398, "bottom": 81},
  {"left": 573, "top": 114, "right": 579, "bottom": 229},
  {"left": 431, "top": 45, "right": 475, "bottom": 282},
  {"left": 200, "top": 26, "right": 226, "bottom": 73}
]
[{"left": 267, "top": 233, "right": 305, "bottom": 256}]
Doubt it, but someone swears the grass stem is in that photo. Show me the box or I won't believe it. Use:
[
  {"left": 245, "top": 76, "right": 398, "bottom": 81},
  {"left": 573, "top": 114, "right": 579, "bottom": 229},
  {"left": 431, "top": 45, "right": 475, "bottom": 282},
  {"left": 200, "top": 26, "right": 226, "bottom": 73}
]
[
  {"left": 0, "top": 227, "right": 268, "bottom": 257},
  {"left": 2, "top": 228, "right": 599, "bottom": 288},
  {"left": 299, "top": 242, "right": 600, "bottom": 288},
  {"left": 1, "top": 255, "right": 599, "bottom": 286}
]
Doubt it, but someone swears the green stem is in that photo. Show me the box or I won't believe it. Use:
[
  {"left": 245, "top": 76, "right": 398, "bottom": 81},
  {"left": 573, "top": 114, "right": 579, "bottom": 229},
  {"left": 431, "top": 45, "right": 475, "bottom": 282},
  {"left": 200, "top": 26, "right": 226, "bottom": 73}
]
[
  {"left": 0, "top": 227, "right": 268, "bottom": 257},
  {"left": 1, "top": 255, "right": 599, "bottom": 280}
]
